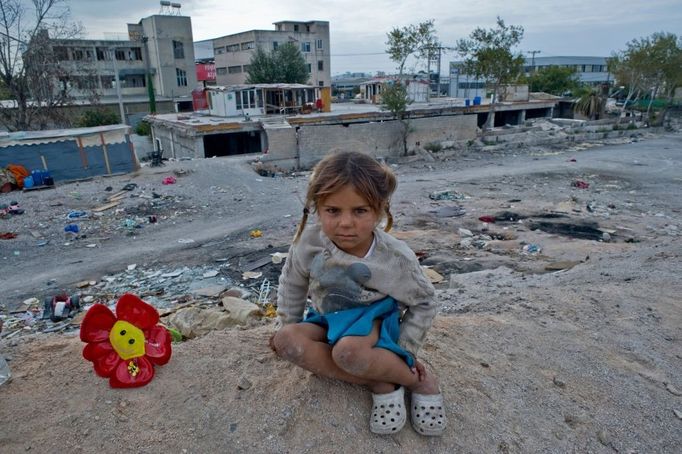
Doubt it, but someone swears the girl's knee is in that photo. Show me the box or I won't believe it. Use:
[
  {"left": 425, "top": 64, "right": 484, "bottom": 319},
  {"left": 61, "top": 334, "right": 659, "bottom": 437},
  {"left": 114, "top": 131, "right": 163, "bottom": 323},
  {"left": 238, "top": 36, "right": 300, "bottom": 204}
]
[
  {"left": 272, "top": 326, "right": 305, "bottom": 361},
  {"left": 331, "top": 338, "right": 371, "bottom": 375}
]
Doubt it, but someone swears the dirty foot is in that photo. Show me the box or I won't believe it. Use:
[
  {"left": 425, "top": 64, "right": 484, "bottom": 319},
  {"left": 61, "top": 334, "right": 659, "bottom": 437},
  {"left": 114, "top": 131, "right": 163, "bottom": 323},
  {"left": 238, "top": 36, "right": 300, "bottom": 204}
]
[{"left": 409, "top": 367, "right": 440, "bottom": 395}]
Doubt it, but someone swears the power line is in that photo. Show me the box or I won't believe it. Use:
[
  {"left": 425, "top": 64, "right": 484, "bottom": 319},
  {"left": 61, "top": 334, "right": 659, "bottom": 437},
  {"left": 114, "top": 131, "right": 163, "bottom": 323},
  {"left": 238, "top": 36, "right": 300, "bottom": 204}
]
[{"left": 331, "top": 52, "right": 386, "bottom": 57}]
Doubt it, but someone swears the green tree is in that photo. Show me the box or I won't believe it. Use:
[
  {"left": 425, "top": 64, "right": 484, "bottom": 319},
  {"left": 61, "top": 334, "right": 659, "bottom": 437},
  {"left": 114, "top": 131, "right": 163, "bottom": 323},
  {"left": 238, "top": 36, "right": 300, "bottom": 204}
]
[
  {"left": 527, "top": 66, "right": 579, "bottom": 96},
  {"left": 245, "top": 42, "right": 308, "bottom": 84},
  {"left": 75, "top": 109, "right": 120, "bottom": 127},
  {"left": 456, "top": 17, "right": 525, "bottom": 130},
  {"left": 386, "top": 20, "right": 439, "bottom": 77},
  {"left": 609, "top": 32, "right": 682, "bottom": 125},
  {"left": 380, "top": 82, "right": 412, "bottom": 155}
]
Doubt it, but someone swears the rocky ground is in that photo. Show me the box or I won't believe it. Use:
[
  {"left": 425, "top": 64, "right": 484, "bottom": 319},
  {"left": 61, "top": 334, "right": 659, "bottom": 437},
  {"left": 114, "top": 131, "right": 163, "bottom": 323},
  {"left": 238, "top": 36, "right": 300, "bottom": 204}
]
[{"left": 0, "top": 129, "right": 681, "bottom": 453}]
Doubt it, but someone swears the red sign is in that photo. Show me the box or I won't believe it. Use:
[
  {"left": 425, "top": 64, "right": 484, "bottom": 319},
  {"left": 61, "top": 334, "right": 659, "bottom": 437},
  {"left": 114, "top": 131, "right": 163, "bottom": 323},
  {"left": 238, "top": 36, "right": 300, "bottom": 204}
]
[
  {"left": 196, "top": 63, "right": 216, "bottom": 82},
  {"left": 192, "top": 88, "right": 208, "bottom": 111}
]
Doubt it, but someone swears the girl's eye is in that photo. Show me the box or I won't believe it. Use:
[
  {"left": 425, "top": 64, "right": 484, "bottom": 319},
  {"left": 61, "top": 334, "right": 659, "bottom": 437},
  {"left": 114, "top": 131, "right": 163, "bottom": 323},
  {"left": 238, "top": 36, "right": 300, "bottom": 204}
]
[
  {"left": 355, "top": 208, "right": 368, "bottom": 214},
  {"left": 325, "top": 208, "right": 338, "bottom": 214}
]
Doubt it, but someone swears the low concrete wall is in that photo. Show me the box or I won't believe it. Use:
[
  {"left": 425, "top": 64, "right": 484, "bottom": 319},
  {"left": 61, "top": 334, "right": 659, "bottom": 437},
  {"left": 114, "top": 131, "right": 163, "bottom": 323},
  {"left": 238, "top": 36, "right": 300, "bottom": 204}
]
[{"left": 262, "top": 114, "right": 477, "bottom": 169}]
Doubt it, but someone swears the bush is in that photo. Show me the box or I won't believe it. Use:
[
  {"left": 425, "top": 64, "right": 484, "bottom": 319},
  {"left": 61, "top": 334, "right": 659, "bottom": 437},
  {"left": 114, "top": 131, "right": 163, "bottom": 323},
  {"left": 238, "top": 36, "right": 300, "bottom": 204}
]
[
  {"left": 76, "top": 109, "right": 120, "bottom": 127},
  {"left": 423, "top": 142, "right": 443, "bottom": 153},
  {"left": 135, "top": 120, "right": 151, "bottom": 136},
  {"left": 626, "top": 123, "right": 638, "bottom": 130}
]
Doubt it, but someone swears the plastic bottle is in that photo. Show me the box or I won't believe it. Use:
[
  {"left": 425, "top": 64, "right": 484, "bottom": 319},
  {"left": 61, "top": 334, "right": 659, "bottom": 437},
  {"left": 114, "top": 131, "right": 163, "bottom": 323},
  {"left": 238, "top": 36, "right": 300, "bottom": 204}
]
[{"left": 0, "top": 354, "right": 11, "bottom": 386}]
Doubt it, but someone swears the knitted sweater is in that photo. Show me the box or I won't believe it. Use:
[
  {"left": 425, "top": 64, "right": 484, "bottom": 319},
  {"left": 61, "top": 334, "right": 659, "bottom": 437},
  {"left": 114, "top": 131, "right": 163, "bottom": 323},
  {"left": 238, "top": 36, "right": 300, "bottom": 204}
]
[{"left": 276, "top": 223, "right": 437, "bottom": 357}]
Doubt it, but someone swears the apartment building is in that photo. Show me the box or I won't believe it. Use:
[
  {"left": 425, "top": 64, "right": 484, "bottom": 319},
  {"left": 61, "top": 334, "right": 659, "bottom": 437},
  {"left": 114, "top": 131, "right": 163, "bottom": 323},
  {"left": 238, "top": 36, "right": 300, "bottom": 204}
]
[
  {"left": 210, "top": 21, "right": 330, "bottom": 87},
  {"left": 48, "top": 15, "right": 197, "bottom": 103},
  {"left": 524, "top": 56, "right": 611, "bottom": 85}
]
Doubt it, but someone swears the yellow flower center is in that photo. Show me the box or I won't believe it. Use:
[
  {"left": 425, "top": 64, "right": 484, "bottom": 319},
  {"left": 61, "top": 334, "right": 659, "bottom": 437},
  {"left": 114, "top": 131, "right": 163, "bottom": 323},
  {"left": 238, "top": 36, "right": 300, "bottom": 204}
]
[
  {"left": 127, "top": 360, "right": 140, "bottom": 377},
  {"left": 109, "top": 320, "right": 146, "bottom": 360}
]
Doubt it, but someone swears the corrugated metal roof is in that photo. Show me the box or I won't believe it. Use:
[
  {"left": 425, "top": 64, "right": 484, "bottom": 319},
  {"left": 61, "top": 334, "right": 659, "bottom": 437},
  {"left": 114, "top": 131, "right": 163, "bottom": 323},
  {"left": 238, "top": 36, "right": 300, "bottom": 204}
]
[
  {"left": 206, "top": 83, "right": 315, "bottom": 92},
  {"left": 0, "top": 124, "right": 130, "bottom": 147}
]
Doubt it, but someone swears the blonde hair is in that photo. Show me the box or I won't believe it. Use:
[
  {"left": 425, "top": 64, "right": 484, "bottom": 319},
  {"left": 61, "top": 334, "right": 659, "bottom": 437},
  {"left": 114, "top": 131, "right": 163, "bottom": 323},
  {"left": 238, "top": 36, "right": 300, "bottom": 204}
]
[{"left": 294, "top": 151, "right": 397, "bottom": 242}]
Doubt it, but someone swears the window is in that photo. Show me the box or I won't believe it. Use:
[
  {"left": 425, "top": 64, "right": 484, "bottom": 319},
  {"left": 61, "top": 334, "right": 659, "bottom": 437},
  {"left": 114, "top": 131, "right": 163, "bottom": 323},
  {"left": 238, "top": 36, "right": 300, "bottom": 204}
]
[
  {"left": 294, "top": 24, "right": 299, "bottom": 32},
  {"left": 96, "top": 47, "right": 108, "bottom": 61},
  {"left": 242, "top": 64, "right": 251, "bottom": 73},
  {"left": 226, "top": 43, "right": 240, "bottom": 52},
  {"left": 273, "top": 41, "right": 278, "bottom": 50},
  {"left": 241, "top": 41, "right": 255, "bottom": 50},
  {"left": 72, "top": 49, "right": 84, "bottom": 60},
  {"left": 131, "top": 48, "right": 142, "bottom": 60},
  {"left": 306, "top": 63, "right": 311, "bottom": 73},
  {"left": 301, "top": 42, "right": 311, "bottom": 53},
  {"left": 316, "top": 39, "right": 323, "bottom": 49},
  {"left": 306, "top": 25, "right": 310, "bottom": 32},
  {"left": 458, "top": 82, "right": 485, "bottom": 89},
  {"left": 100, "top": 75, "right": 116, "bottom": 88},
  {"left": 173, "top": 40, "right": 185, "bottom": 59},
  {"left": 215, "top": 46, "right": 225, "bottom": 54},
  {"left": 592, "top": 65, "right": 602, "bottom": 72},
  {"left": 319, "top": 81, "right": 324, "bottom": 87},
  {"left": 317, "top": 60, "right": 323, "bottom": 71},
  {"left": 228, "top": 65, "right": 242, "bottom": 74},
  {"left": 176, "top": 68, "right": 188, "bottom": 86},
  {"left": 115, "top": 49, "right": 126, "bottom": 60},
  {"left": 216, "top": 67, "right": 227, "bottom": 75}
]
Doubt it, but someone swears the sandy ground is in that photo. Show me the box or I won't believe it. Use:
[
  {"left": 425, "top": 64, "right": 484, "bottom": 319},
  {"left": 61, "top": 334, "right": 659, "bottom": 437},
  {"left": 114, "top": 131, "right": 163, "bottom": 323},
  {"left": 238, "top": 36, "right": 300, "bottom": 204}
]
[{"left": 1, "top": 132, "right": 681, "bottom": 453}]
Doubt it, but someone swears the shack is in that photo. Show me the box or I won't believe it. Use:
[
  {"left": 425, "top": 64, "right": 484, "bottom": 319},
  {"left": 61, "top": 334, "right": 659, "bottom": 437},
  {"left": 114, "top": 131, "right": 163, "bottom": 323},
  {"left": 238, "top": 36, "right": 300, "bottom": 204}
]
[
  {"left": 0, "top": 124, "right": 137, "bottom": 183},
  {"left": 206, "top": 84, "right": 325, "bottom": 117}
]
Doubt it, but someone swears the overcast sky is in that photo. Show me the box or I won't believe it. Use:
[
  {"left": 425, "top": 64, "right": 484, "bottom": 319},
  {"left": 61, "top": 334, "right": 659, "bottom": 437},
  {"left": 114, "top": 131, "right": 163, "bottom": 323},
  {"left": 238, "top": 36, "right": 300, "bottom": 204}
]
[{"left": 69, "top": 0, "right": 682, "bottom": 75}]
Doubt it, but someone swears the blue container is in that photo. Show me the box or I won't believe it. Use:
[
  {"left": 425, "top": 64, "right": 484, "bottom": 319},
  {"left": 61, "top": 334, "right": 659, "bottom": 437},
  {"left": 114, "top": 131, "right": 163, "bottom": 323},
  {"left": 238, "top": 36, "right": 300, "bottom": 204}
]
[
  {"left": 31, "top": 170, "right": 44, "bottom": 186},
  {"left": 24, "top": 176, "right": 34, "bottom": 188},
  {"left": 465, "top": 99, "right": 471, "bottom": 107},
  {"left": 473, "top": 96, "right": 482, "bottom": 106}
]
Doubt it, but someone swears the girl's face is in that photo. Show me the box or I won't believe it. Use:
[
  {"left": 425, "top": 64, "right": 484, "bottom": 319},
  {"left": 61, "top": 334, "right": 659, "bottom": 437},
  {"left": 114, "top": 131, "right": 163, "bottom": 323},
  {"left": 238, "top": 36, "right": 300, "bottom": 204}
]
[{"left": 318, "top": 184, "right": 380, "bottom": 258}]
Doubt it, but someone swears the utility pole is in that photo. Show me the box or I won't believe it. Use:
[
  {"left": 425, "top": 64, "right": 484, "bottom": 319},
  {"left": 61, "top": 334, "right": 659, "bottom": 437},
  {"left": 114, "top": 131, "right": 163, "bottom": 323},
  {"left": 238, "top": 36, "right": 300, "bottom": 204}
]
[
  {"left": 527, "top": 50, "right": 541, "bottom": 71},
  {"left": 110, "top": 48, "right": 126, "bottom": 124}
]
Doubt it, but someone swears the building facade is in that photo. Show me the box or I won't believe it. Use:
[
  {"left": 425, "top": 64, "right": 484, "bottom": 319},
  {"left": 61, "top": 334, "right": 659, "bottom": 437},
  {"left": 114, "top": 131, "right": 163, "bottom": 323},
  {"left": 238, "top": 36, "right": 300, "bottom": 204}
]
[
  {"left": 211, "top": 21, "right": 330, "bottom": 87},
  {"left": 48, "top": 15, "right": 197, "bottom": 106},
  {"left": 524, "top": 56, "right": 611, "bottom": 85}
]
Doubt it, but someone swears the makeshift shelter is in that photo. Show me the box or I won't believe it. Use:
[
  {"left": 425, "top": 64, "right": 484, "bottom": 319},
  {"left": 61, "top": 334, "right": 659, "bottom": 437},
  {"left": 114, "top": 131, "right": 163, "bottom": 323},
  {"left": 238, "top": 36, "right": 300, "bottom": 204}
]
[
  {"left": 206, "top": 84, "right": 321, "bottom": 117},
  {"left": 0, "top": 125, "right": 137, "bottom": 183}
]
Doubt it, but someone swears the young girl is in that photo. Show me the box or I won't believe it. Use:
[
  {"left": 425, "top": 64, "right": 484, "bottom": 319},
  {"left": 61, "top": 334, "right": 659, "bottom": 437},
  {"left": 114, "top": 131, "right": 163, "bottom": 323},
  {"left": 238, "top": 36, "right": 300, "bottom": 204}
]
[{"left": 271, "top": 151, "right": 446, "bottom": 436}]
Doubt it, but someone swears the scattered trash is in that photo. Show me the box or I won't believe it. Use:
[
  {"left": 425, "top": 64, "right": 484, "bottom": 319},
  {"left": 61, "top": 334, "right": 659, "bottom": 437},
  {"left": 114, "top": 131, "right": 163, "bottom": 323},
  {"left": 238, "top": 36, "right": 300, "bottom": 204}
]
[
  {"left": 458, "top": 228, "right": 474, "bottom": 237},
  {"left": 121, "top": 183, "right": 138, "bottom": 191},
  {"left": 43, "top": 293, "right": 80, "bottom": 322},
  {"left": 93, "top": 201, "right": 120, "bottom": 212},
  {"left": 127, "top": 264, "right": 137, "bottom": 271},
  {"left": 178, "top": 238, "right": 195, "bottom": 244},
  {"left": 237, "top": 376, "right": 253, "bottom": 390},
  {"left": 122, "top": 218, "right": 140, "bottom": 230},
  {"left": 271, "top": 252, "right": 288, "bottom": 264},
  {"left": 64, "top": 224, "right": 80, "bottom": 234},
  {"left": 37, "top": 240, "right": 49, "bottom": 247},
  {"left": 202, "top": 270, "right": 219, "bottom": 278},
  {"left": 242, "top": 271, "right": 263, "bottom": 280},
  {"left": 567, "top": 158, "right": 577, "bottom": 162},
  {"left": 429, "top": 189, "right": 466, "bottom": 201},
  {"left": 162, "top": 176, "right": 177, "bottom": 185},
  {"left": 529, "top": 221, "right": 606, "bottom": 241},
  {"left": 148, "top": 215, "right": 157, "bottom": 223},
  {"left": 522, "top": 243, "right": 542, "bottom": 254},
  {"left": 249, "top": 229, "right": 263, "bottom": 238},
  {"left": 257, "top": 279, "right": 271, "bottom": 304},
  {"left": 0, "top": 232, "right": 18, "bottom": 239},
  {"left": 478, "top": 215, "right": 496, "bottom": 223},
  {"left": 422, "top": 267, "right": 444, "bottom": 284},
  {"left": 67, "top": 210, "right": 88, "bottom": 219},
  {"left": 572, "top": 180, "right": 590, "bottom": 189}
]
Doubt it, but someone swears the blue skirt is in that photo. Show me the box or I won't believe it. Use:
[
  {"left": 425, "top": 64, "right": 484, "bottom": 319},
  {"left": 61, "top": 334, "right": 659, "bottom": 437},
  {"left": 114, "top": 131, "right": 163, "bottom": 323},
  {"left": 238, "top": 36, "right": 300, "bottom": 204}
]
[{"left": 302, "top": 297, "right": 414, "bottom": 368}]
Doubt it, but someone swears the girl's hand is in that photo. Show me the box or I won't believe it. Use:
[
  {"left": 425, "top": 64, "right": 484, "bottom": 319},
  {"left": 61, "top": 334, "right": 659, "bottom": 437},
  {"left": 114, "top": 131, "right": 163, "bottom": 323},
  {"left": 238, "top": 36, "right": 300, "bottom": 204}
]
[{"left": 411, "top": 359, "right": 427, "bottom": 382}]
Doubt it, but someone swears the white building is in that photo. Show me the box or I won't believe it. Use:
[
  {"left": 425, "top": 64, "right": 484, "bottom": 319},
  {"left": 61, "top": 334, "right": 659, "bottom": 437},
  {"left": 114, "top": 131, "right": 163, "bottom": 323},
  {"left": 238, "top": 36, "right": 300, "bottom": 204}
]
[{"left": 209, "top": 21, "right": 330, "bottom": 88}]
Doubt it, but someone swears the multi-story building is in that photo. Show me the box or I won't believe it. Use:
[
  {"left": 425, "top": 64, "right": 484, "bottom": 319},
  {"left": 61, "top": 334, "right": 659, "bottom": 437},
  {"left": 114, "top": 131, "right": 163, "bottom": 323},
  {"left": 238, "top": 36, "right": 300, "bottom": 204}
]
[
  {"left": 209, "top": 21, "right": 330, "bottom": 87},
  {"left": 47, "top": 14, "right": 197, "bottom": 110},
  {"left": 450, "top": 55, "right": 612, "bottom": 99},
  {"left": 524, "top": 56, "right": 611, "bottom": 85}
]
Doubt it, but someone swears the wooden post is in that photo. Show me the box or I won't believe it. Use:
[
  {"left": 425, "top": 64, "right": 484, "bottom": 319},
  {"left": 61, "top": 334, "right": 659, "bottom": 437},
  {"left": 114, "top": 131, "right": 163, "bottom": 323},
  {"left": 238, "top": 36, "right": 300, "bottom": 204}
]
[
  {"left": 76, "top": 137, "right": 89, "bottom": 169},
  {"left": 99, "top": 132, "right": 112, "bottom": 175}
]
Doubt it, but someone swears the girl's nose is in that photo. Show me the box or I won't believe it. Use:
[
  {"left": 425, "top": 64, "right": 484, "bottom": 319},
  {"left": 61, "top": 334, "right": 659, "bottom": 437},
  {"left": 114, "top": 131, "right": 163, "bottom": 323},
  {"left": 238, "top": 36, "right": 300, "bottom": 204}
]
[{"left": 339, "top": 211, "right": 353, "bottom": 226}]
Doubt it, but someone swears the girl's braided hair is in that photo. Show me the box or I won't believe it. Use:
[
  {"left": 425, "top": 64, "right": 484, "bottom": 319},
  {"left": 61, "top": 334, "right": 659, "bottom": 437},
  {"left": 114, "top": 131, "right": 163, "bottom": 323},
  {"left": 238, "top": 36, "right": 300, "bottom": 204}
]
[{"left": 294, "top": 151, "right": 397, "bottom": 242}]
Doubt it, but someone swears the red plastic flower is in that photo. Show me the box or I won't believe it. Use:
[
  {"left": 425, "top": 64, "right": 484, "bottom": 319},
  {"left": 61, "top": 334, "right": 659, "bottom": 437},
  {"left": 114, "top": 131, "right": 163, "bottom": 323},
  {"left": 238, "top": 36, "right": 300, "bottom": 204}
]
[{"left": 80, "top": 293, "right": 172, "bottom": 388}]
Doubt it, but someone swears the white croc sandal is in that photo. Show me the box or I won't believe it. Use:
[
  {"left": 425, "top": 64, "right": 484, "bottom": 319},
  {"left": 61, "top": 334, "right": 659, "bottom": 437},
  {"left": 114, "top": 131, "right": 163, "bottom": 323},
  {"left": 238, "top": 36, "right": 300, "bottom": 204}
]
[
  {"left": 411, "top": 392, "right": 446, "bottom": 436},
  {"left": 370, "top": 386, "right": 407, "bottom": 434}
]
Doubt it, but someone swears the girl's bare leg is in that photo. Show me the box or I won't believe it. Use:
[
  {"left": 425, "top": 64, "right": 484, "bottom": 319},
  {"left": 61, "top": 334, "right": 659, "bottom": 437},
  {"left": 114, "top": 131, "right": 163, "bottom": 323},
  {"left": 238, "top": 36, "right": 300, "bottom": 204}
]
[{"left": 272, "top": 321, "right": 439, "bottom": 394}]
